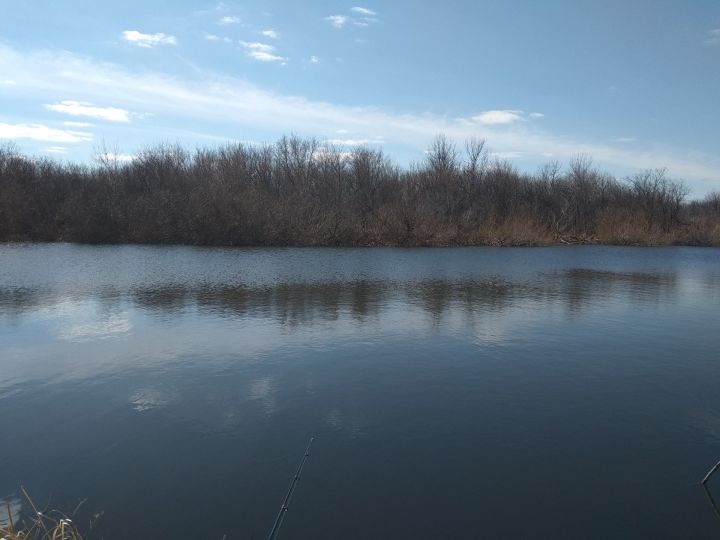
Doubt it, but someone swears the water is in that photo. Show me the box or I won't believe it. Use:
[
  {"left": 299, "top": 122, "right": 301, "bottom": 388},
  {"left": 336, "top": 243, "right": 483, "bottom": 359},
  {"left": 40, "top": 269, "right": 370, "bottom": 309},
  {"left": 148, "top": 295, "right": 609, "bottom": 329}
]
[{"left": 1, "top": 244, "right": 719, "bottom": 539}]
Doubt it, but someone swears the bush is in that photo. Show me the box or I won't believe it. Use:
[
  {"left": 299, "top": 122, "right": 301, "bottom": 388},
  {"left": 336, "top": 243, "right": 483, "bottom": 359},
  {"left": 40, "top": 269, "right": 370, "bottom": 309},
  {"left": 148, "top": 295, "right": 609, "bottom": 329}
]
[{"left": 0, "top": 137, "right": 717, "bottom": 247}]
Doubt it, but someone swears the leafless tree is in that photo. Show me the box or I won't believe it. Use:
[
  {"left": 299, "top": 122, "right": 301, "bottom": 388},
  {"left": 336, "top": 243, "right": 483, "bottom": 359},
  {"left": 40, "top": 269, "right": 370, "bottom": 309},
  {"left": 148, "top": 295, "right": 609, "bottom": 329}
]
[{"left": 0, "top": 135, "right": 715, "bottom": 247}]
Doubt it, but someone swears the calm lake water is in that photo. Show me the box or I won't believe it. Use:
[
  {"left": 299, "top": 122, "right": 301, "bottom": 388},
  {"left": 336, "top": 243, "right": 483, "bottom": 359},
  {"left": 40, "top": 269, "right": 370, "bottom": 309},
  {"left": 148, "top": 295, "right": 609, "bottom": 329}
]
[{"left": 1, "top": 244, "right": 720, "bottom": 539}]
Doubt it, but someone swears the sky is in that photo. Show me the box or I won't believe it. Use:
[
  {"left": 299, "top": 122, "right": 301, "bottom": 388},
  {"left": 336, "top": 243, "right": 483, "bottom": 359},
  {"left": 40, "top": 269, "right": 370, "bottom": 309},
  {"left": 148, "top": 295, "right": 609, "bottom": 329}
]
[{"left": 1, "top": 0, "right": 719, "bottom": 195}]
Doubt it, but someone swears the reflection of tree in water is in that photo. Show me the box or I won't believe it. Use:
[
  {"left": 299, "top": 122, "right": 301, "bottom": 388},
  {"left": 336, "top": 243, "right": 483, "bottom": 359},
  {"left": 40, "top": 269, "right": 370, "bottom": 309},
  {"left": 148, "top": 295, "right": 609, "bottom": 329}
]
[
  {"left": 168, "top": 279, "right": 536, "bottom": 326},
  {"left": 194, "top": 281, "right": 388, "bottom": 326},
  {"left": 132, "top": 271, "right": 680, "bottom": 326},
  {"left": 0, "top": 269, "right": 683, "bottom": 325},
  {"left": 406, "top": 278, "right": 535, "bottom": 320},
  {"left": 0, "top": 287, "right": 55, "bottom": 317},
  {"left": 557, "top": 269, "right": 678, "bottom": 313},
  {"left": 701, "top": 272, "right": 720, "bottom": 302},
  {"left": 133, "top": 285, "right": 191, "bottom": 313}
]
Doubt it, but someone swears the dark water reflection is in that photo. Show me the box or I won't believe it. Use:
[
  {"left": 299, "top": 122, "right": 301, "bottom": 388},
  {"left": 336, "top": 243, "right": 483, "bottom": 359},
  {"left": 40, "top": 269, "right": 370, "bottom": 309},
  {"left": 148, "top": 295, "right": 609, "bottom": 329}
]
[
  {"left": 1, "top": 271, "right": 680, "bottom": 325},
  {"left": 1, "top": 244, "right": 719, "bottom": 539}
]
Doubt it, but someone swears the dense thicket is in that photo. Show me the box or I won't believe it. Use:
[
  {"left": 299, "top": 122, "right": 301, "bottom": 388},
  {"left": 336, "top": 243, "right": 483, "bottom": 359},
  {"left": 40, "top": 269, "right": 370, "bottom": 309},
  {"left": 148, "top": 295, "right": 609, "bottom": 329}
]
[{"left": 1, "top": 136, "right": 718, "bottom": 246}]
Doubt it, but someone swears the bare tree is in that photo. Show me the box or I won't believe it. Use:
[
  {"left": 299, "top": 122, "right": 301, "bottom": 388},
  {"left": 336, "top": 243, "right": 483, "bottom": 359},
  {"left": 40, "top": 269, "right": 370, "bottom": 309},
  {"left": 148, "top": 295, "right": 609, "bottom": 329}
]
[{"left": 0, "top": 135, "right": 716, "bottom": 247}]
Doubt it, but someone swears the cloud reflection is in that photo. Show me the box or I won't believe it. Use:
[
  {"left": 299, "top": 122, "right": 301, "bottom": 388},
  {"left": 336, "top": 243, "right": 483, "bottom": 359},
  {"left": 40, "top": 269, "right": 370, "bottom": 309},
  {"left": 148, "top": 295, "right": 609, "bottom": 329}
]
[
  {"left": 129, "top": 387, "right": 174, "bottom": 412},
  {"left": 247, "top": 376, "right": 276, "bottom": 416},
  {"left": 0, "top": 495, "right": 22, "bottom": 528},
  {"left": 59, "top": 313, "right": 132, "bottom": 342}
]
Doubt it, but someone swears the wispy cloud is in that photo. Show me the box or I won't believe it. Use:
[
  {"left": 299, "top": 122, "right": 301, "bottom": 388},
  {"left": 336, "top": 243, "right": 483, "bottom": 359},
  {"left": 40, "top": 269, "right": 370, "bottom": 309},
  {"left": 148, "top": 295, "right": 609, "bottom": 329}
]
[
  {"left": 97, "top": 152, "right": 135, "bottom": 162},
  {"left": 261, "top": 29, "right": 278, "bottom": 39},
  {"left": 239, "top": 42, "right": 274, "bottom": 52},
  {"left": 356, "top": 18, "right": 379, "bottom": 27},
  {"left": 45, "top": 146, "right": 68, "bottom": 154},
  {"left": 325, "top": 15, "right": 348, "bottom": 29},
  {"left": 206, "top": 34, "right": 232, "bottom": 43},
  {"left": 0, "top": 122, "right": 92, "bottom": 143},
  {"left": 324, "top": 138, "right": 384, "bottom": 146},
  {"left": 63, "top": 121, "right": 92, "bottom": 127},
  {"left": 471, "top": 110, "right": 527, "bottom": 125},
  {"left": 327, "top": 9, "right": 378, "bottom": 29},
  {"left": 1, "top": 45, "right": 718, "bottom": 185},
  {"left": 218, "top": 15, "right": 241, "bottom": 25},
  {"left": 491, "top": 151, "right": 523, "bottom": 159},
  {"left": 122, "top": 30, "right": 177, "bottom": 48},
  {"left": 309, "top": 55, "right": 320, "bottom": 64},
  {"left": 615, "top": 137, "right": 637, "bottom": 143},
  {"left": 350, "top": 7, "right": 377, "bottom": 16},
  {"left": 706, "top": 29, "right": 720, "bottom": 45},
  {"left": 239, "top": 41, "right": 285, "bottom": 62},
  {"left": 45, "top": 100, "right": 131, "bottom": 122}
]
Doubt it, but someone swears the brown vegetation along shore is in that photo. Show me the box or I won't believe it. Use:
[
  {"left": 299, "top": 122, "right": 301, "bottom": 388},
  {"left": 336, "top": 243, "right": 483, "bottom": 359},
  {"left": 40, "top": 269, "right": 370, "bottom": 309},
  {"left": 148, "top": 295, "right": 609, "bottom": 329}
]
[
  {"left": 1, "top": 488, "right": 87, "bottom": 540},
  {"left": 1, "top": 136, "right": 718, "bottom": 247}
]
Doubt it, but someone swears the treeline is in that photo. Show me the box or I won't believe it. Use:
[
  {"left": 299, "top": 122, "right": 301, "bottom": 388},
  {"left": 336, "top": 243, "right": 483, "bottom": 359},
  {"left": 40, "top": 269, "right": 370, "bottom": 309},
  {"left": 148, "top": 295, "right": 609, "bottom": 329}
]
[{"left": 1, "top": 136, "right": 719, "bottom": 246}]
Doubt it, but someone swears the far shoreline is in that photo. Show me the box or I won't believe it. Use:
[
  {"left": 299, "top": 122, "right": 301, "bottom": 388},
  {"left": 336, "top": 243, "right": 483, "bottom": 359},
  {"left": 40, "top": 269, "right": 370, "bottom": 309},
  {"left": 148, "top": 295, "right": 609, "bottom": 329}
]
[
  {"left": 3, "top": 239, "right": 719, "bottom": 249},
  {"left": 2, "top": 138, "right": 719, "bottom": 248}
]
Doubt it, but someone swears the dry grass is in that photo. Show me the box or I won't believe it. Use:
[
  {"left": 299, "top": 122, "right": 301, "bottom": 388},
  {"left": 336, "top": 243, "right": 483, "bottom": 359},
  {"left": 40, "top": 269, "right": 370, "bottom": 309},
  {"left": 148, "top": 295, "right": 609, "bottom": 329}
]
[
  {"left": 595, "top": 207, "right": 653, "bottom": 245},
  {"left": 490, "top": 216, "right": 554, "bottom": 246},
  {"left": 1, "top": 488, "right": 86, "bottom": 540},
  {"left": 676, "top": 216, "right": 720, "bottom": 246}
]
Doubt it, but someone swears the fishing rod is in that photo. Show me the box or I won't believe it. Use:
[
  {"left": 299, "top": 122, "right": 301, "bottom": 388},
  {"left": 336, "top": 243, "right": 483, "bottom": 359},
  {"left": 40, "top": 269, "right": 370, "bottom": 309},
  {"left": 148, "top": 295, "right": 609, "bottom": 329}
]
[
  {"left": 267, "top": 437, "right": 315, "bottom": 540},
  {"left": 702, "top": 458, "right": 720, "bottom": 523}
]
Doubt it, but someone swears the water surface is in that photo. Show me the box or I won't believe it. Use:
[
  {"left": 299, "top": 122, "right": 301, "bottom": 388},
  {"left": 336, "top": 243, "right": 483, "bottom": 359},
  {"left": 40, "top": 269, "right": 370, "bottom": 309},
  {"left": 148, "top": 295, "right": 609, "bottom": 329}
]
[{"left": 1, "top": 244, "right": 720, "bottom": 539}]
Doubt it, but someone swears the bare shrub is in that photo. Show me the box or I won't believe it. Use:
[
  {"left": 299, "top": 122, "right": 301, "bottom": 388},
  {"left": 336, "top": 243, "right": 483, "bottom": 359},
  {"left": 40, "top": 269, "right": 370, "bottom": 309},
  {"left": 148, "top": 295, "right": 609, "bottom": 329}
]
[{"left": 0, "top": 136, "right": 716, "bottom": 247}]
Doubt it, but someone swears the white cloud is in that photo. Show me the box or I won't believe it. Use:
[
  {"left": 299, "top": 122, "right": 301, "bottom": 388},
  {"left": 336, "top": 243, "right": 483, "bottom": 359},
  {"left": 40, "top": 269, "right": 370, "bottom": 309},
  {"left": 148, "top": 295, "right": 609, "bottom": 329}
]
[
  {"left": 218, "top": 15, "right": 241, "bottom": 25},
  {"left": 261, "top": 29, "right": 278, "bottom": 39},
  {"left": 239, "top": 41, "right": 285, "bottom": 62},
  {"left": 615, "top": 137, "right": 637, "bottom": 143},
  {"left": 0, "top": 79, "right": 17, "bottom": 86},
  {"left": 0, "top": 122, "right": 92, "bottom": 143},
  {"left": 251, "top": 51, "right": 285, "bottom": 62},
  {"left": 314, "top": 148, "right": 354, "bottom": 161},
  {"left": 97, "top": 152, "right": 134, "bottom": 162},
  {"left": 354, "top": 17, "right": 378, "bottom": 27},
  {"left": 345, "top": 7, "right": 378, "bottom": 27},
  {"left": 472, "top": 110, "right": 526, "bottom": 125},
  {"left": 239, "top": 42, "right": 274, "bottom": 53},
  {"left": 310, "top": 55, "right": 320, "bottom": 63},
  {"left": 706, "top": 29, "right": 720, "bottom": 45},
  {"left": 122, "top": 30, "right": 177, "bottom": 48},
  {"left": 46, "top": 100, "right": 131, "bottom": 122},
  {"left": 63, "top": 121, "right": 92, "bottom": 127},
  {"left": 324, "top": 138, "right": 383, "bottom": 146},
  {"left": 529, "top": 112, "right": 545, "bottom": 119},
  {"left": 206, "top": 34, "right": 232, "bottom": 43},
  {"left": 491, "top": 151, "right": 523, "bottom": 159},
  {"left": 325, "top": 15, "right": 348, "bottom": 29},
  {"left": 1, "top": 45, "right": 719, "bottom": 187},
  {"left": 351, "top": 7, "right": 376, "bottom": 16},
  {"left": 45, "top": 146, "right": 68, "bottom": 154}
]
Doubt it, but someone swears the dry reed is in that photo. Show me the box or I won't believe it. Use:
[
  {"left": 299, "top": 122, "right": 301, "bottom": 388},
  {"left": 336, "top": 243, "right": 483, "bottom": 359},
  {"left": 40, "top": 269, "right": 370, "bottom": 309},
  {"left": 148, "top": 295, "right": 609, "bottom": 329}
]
[{"left": 1, "top": 488, "right": 88, "bottom": 540}]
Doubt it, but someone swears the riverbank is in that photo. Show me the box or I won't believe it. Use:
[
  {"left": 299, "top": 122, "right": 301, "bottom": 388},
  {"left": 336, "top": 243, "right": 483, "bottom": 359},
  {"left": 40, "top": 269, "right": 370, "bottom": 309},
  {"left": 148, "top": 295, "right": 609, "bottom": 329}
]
[{"left": 1, "top": 138, "right": 719, "bottom": 247}]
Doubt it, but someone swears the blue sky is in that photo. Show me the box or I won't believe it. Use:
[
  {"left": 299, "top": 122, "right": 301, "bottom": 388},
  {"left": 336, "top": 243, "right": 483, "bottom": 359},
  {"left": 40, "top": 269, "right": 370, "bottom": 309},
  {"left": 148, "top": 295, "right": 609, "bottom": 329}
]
[{"left": 1, "top": 0, "right": 719, "bottom": 195}]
